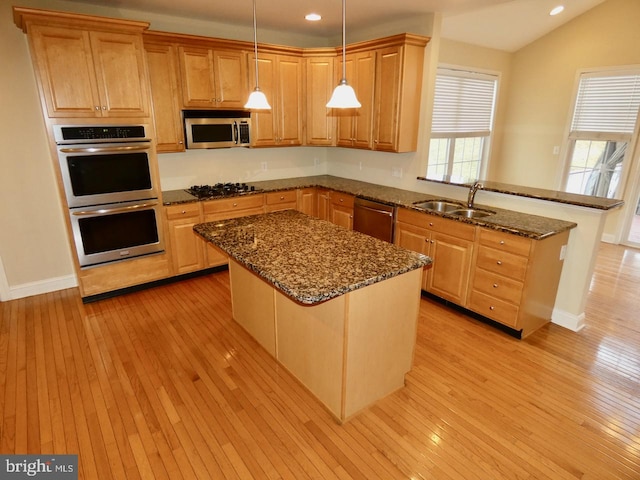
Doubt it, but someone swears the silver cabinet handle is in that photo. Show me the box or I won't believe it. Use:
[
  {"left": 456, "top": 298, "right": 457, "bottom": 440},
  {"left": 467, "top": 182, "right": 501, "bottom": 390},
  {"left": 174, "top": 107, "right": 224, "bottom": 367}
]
[{"left": 60, "top": 144, "right": 149, "bottom": 153}]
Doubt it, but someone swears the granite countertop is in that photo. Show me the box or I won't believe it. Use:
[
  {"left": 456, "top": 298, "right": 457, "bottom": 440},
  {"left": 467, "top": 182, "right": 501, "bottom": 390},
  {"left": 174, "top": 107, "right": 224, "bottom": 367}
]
[
  {"left": 194, "top": 210, "right": 431, "bottom": 305},
  {"left": 164, "top": 175, "right": 578, "bottom": 240}
]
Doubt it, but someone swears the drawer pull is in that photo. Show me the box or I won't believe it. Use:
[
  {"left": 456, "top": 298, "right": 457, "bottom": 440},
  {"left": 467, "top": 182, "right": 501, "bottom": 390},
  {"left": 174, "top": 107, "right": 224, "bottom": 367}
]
[
  {"left": 280, "top": 196, "right": 284, "bottom": 200},
  {"left": 340, "top": 198, "right": 344, "bottom": 202},
  {"left": 500, "top": 240, "right": 505, "bottom": 245},
  {"left": 181, "top": 210, "right": 186, "bottom": 214},
  {"left": 489, "top": 306, "right": 495, "bottom": 311},
  {"left": 233, "top": 203, "right": 238, "bottom": 207},
  {"left": 493, "top": 283, "right": 498, "bottom": 288},
  {"left": 429, "top": 222, "right": 434, "bottom": 227},
  {"left": 496, "top": 260, "right": 502, "bottom": 265}
]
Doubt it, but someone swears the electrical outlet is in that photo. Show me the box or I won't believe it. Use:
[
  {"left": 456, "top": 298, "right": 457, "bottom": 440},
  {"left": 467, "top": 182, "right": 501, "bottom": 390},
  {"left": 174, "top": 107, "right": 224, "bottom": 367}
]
[
  {"left": 260, "top": 161, "right": 267, "bottom": 172},
  {"left": 560, "top": 244, "right": 567, "bottom": 260},
  {"left": 553, "top": 146, "right": 560, "bottom": 155},
  {"left": 391, "top": 167, "right": 403, "bottom": 178},
  {"left": 359, "top": 161, "right": 363, "bottom": 171}
]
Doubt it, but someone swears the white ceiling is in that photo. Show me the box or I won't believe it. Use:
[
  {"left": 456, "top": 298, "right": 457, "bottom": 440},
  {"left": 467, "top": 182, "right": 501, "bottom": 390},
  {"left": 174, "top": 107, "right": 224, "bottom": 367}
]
[{"left": 68, "top": 0, "right": 606, "bottom": 52}]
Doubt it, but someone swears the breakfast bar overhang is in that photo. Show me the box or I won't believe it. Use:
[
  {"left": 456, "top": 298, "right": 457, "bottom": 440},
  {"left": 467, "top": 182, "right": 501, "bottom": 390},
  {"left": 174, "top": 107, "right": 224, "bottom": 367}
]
[{"left": 194, "top": 210, "right": 431, "bottom": 422}]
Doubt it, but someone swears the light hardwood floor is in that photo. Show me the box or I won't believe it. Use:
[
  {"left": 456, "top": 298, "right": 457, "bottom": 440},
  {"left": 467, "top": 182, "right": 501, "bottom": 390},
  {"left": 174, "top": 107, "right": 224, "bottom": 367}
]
[{"left": 1, "top": 242, "right": 639, "bottom": 479}]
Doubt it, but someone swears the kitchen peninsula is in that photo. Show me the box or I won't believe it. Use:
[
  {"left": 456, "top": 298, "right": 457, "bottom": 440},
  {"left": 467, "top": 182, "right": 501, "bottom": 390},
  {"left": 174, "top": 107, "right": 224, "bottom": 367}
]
[{"left": 194, "top": 210, "right": 431, "bottom": 422}]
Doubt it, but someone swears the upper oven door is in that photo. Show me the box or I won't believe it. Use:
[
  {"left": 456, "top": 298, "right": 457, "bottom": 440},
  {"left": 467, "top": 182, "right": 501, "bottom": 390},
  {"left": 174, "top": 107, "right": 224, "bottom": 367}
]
[{"left": 57, "top": 142, "right": 157, "bottom": 208}]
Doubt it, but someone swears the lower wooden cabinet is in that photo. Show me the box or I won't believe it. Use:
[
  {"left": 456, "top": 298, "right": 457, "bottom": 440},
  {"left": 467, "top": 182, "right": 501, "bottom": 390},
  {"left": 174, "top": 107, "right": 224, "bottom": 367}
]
[
  {"left": 468, "top": 227, "right": 569, "bottom": 337},
  {"left": 165, "top": 202, "right": 206, "bottom": 274},
  {"left": 329, "top": 192, "right": 355, "bottom": 230},
  {"left": 316, "top": 188, "right": 331, "bottom": 221},
  {"left": 395, "top": 207, "right": 475, "bottom": 305},
  {"left": 297, "top": 188, "right": 317, "bottom": 216}
]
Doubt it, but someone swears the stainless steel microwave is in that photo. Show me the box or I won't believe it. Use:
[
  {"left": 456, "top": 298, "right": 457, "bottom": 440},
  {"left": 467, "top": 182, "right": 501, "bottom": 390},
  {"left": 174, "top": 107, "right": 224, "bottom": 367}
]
[{"left": 183, "top": 110, "right": 251, "bottom": 149}]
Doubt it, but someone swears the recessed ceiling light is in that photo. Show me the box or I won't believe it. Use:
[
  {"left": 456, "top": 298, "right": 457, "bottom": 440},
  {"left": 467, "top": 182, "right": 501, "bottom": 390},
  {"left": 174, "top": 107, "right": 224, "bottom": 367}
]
[
  {"left": 305, "top": 13, "right": 322, "bottom": 21},
  {"left": 550, "top": 5, "right": 565, "bottom": 16}
]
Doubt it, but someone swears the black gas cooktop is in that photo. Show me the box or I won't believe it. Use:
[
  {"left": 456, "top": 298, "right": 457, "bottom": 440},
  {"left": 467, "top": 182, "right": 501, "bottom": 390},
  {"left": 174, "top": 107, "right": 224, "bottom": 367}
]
[{"left": 186, "top": 183, "right": 260, "bottom": 199}]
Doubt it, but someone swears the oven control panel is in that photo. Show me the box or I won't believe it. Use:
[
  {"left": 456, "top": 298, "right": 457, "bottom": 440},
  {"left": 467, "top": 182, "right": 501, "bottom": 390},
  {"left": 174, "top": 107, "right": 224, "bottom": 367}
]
[{"left": 54, "top": 125, "right": 150, "bottom": 144}]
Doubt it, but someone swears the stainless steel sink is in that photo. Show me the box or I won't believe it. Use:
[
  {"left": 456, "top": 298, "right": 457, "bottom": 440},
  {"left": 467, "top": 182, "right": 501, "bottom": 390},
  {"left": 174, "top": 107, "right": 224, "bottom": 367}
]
[
  {"left": 413, "top": 200, "right": 463, "bottom": 212},
  {"left": 449, "top": 208, "right": 495, "bottom": 219}
]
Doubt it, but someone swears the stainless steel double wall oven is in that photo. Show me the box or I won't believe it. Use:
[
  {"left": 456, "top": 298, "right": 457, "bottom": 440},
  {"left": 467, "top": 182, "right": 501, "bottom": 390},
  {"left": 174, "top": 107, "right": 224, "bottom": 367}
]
[{"left": 54, "top": 125, "right": 164, "bottom": 268}]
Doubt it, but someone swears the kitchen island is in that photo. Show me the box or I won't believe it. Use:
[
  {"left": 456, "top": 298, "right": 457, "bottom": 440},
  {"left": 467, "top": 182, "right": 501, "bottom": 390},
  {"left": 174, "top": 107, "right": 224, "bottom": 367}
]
[{"left": 194, "top": 210, "right": 431, "bottom": 422}]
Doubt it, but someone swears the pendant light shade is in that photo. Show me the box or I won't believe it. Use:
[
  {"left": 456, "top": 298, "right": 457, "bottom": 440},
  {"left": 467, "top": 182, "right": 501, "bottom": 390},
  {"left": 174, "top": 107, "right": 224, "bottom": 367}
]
[
  {"left": 327, "top": 0, "right": 360, "bottom": 109},
  {"left": 245, "top": 0, "right": 271, "bottom": 110}
]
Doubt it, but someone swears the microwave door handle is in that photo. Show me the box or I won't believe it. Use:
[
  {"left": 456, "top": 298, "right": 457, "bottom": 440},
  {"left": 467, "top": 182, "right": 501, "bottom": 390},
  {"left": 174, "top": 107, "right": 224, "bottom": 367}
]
[
  {"left": 59, "top": 144, "right": 149, "bottom": 154},
  {"left": 233, "top": 121, "right": 239, "bottom": 145},
  {"left": 72, "top": 202, "right": 158, "bottom": 216}
]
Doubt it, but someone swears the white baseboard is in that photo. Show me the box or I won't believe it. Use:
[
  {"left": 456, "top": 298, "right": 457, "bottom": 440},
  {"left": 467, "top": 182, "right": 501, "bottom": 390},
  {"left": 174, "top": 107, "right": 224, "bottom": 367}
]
[
  {"left": 552, "top": 308, "right": 586, "bottom": 332},
  {"left": 600, "top": 232, "right": 617, "bottom": 244},
  {"left": 7, "top": 274, "right": 78, "bottom": 301}
]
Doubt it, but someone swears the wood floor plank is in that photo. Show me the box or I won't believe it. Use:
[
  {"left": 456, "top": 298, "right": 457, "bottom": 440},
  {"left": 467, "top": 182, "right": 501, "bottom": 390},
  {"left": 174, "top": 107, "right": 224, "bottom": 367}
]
[{"left": 1, "top": 242, "right": 639, "bottom": 479}]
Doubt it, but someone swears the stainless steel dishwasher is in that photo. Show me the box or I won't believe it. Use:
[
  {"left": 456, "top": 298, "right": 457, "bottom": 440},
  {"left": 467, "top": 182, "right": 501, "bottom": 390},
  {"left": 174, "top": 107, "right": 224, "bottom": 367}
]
[{"left": 353, "top": 197, "right": 396, "bottom": 243}]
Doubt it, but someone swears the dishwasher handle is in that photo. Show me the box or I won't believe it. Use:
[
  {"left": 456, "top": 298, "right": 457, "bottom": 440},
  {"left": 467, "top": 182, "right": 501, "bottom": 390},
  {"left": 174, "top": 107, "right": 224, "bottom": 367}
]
[{"left": 356, "top": 203, "right": 394, "bottom": 217}]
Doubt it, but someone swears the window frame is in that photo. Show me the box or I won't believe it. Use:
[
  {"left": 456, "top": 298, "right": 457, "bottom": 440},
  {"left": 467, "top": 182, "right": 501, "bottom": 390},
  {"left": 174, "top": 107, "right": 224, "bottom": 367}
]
[
  {"left": 560, "top": 66, "right": 640, "bottom": 199},
  {"left": 426, "top": 64, "right": 500, "bottom": 181}
]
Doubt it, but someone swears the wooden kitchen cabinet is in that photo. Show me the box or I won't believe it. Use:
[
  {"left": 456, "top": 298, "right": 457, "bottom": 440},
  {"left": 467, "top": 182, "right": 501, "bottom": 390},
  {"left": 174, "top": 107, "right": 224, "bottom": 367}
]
[
  {"left": 265, "top": 190, "right": 298, "bottom": 212},
  {"left": 178, "top": 46, "right": 247, "bottom": 109},
  {"left": 250, "top": 53, "right": 303, "bottom": 146},
  {"left": 297, "top": 188, "right": 317, "bottom": 216},
  {"left": 468, "top": 228, "right": 569, "bottom": 337},
  {"left": 336, "top": 51, "right": 376, "bottom": 149},
  {"left": 25, "top": 23, "right": 150, "bottom": 118},
  {"left": 144, "top": 40, "right": 185, "bottom": 152},
  {"left": 329, "top": 192, "right": 355, "bottom": 230},
  {"left": 304, "top": 55, "right": 336, "bottom": 145},
  {"left": 165, "top": 203, "right": 206, "bottom": 274},
  {"left": 316, "top": 188, "right": 331, "bottom": 221},
  {"left": 335, "top": 34, "right": 428, "bottom": 152},
  {"left": 395, "top": 208, "right": 475, "bottom": 305}
]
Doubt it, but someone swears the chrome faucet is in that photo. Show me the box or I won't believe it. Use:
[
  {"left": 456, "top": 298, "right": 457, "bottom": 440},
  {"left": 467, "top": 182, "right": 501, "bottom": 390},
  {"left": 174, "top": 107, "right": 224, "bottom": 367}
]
[{"left": 467, "top": 181, "right": 483, "bottom": 208}]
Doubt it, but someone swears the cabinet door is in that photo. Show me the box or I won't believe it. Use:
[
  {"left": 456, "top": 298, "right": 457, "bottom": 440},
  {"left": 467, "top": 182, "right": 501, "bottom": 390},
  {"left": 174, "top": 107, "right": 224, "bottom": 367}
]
[
  {"left": 335, "top": 51, "right": 375, "bottom": 149},
  {"left": 352, "top": 51, "right": 376, "bottom": 149},
  {"left": 297, "top": 188, "right": 317, "bottom": 216},
  {"left": 331, "top": 204, "right": 353, "bottom": 230},
  {"left": 29, "top": 25, "right": 101, "bottom": 117},
  {"left": 250, "top": 53, "right": 278, "bottom": 146},
  {"left": 305, "top": 57, "right": 335, "bottom": 145},
  {"left": 145, "top": 42, "right": 184, "bottom": 152},
  {"left": 276, "top": 55, "right": 303, "bottom": 145},
  {"left": 317, "top": 189, "right": 331, "bottom": 221},
  {"left": 427, "top": 232, "right": 473, "bottom": 305},
  {"left": 179, "top": 46, "right": 216, "bottom": 107},
  {"left": 212, "top": 50, "right": 248, "bottom": 108},
  {"left": 394, "top": 222, "right": 430, "bottom": 290},
  {"left": 89, "top": 31, "right": 150, "bottom": 117},
  {"left": 166, "top": 205, "right": 205, "bottom": 275},
  {"left": 373, "top": 46, "right": 402, "bottom": 152}
]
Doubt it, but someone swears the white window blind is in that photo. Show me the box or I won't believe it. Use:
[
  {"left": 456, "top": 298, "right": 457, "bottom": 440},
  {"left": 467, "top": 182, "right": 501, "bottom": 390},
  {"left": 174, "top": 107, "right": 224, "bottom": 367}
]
[
  {"left": 571, "top": 72, "right": 640, "bottom": 139},
  {"left": 431, "top": 69, "right": 497, "bottom": 138}
]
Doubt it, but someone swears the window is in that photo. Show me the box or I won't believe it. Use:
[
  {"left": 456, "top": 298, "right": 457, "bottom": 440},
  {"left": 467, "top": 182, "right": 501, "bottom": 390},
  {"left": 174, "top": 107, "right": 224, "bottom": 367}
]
[
  {"left": 427, "top": 68, "right": 498, "bottom": 181},
  {"left": 564, "top": 70, "right": 640, "bottom": 198}
]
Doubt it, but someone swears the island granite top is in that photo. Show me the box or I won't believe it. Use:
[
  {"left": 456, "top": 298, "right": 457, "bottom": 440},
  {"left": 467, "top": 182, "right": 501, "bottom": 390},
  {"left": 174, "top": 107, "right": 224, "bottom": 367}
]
[
  {"left": 165, "top": 175, "right": 579, "bottom": 240},
  {"left": 194, "top": 210, "right": 431, "bottom": 305}
]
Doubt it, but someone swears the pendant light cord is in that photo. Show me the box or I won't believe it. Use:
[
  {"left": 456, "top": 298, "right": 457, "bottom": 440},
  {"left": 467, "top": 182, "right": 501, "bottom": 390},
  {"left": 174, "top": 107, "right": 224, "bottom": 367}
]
[
  {"left": 252, "top": 0, "right": 259, "bottom": 88},
  {"left": 341, "top": 0, "right": 346, "bottom": 81}
]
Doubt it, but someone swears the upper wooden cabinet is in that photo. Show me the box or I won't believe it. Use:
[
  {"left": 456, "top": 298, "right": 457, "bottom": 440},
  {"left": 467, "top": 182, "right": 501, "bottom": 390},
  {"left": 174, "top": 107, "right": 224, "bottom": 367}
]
[
  {"left": 335, "top": 35, "right": 428, "bottom": 153},
  {"left": 144, "top": 40, "right": 185, "bottom": 152},
  {"left": 23, "top": 22, "right": 151, "bottom": 118},
  {"left": 304, "top": 55, "right": 336, "bottom": 146},
  {"left": 250, "top": 53, "right": 303, "bottom": 147},
  {"left": 178, "top": 46, "right": 247, "bottom": 109}
]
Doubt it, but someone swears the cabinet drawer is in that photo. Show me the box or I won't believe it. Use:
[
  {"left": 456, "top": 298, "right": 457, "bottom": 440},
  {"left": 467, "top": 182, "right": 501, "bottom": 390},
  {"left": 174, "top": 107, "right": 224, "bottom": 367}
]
[
  {"left": 471, "top": 268, "right": 524, "bottom": 304},
  {"left": 396, "top": 207, "right": 475, "bottom": 241},
  {"left": 468, "top": 290, "right": 519, "bottom": 328},
  {"left": 330, "top": 192, "right": 355, "bottom": 209},
  {"left": 478, "top": 228, "right": 531, "bottom": 257},
  {"left": 476, "top": 245, "right": 528, "bottom": 281},
  {"left": 202, "top": 194, "right": 265, "bottom": 214},
  {"left": 165, "top": 202, "right": 201, "bottom": 220},
  {"left": 266, "top": 190, "right": 297, "bottom": 205}
]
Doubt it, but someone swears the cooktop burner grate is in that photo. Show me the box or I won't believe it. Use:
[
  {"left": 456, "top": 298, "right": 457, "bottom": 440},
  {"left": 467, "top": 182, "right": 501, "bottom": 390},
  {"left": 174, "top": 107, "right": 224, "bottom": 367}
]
[{"left": 185, "top": 183, "right": 260, "bottom": 199}]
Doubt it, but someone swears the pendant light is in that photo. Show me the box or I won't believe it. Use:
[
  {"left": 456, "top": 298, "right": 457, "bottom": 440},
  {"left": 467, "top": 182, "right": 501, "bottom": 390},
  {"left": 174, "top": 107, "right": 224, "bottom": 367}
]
[
  {"left": 326, "top": 0, "right": 361, "bottom": 108},
  {"left": 245, "top": 0, "right": 271, "bottom": 110}
]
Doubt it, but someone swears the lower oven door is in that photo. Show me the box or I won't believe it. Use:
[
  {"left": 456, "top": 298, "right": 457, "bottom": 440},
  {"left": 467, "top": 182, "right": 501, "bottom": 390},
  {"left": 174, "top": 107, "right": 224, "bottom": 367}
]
[{"left": 70, "top": 200, "right": 165, "bottom": 267}]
